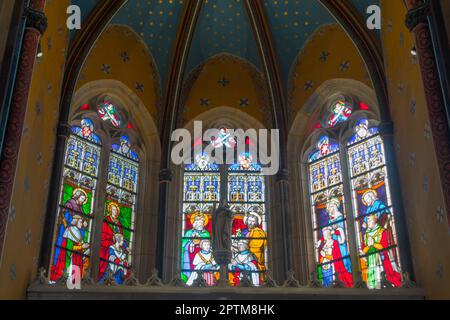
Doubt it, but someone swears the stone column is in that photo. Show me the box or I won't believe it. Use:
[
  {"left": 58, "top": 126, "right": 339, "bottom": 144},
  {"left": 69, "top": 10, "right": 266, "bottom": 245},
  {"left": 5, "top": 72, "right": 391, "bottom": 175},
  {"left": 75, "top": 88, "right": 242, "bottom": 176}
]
[
  {"left": 274, "top": 169, "right": 292, "bottom": 281},
  {"left": 0, "top": 0, "right": 47, "bottom": 261},
  {"left": 156, "top": 167, "right": 173, "bottom": 281},
  {"left": 406, "top": 0, "right": 450, "bottom": 227}
]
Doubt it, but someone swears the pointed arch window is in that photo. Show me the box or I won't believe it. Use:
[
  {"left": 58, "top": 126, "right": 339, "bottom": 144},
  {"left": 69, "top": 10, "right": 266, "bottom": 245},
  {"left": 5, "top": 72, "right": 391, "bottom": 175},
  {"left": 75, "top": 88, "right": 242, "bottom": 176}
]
[
  {"left": 49, "top": 98, "right": 143, "bottom": 285},
  {"left": 347, "top": 118, "right": 402, "bottom": 289},
  {"left": 181, "top": 134, "right": 268, "bottom": 287},
  {"left": 306, "top": 99, "right": 403, "bottom": 289}
]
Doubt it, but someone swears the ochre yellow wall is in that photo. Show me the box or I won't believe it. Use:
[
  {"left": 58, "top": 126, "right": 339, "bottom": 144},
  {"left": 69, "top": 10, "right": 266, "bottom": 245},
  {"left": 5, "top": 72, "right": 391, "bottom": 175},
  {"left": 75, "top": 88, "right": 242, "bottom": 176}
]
[
  {"left": 0, "top": 0, "right": 70, "bottom": 299},
  {"left": 181, "top": 54, "right": 270, "bottom": 127},
  {"left": 76, "top": 24, "right": 161, "bottom": 123},
  {"left": 381, "top": 0, "right": 450, "bottom": 299},
  {"left": 288, "top": 24, "right": 372, "bottom": 123}
]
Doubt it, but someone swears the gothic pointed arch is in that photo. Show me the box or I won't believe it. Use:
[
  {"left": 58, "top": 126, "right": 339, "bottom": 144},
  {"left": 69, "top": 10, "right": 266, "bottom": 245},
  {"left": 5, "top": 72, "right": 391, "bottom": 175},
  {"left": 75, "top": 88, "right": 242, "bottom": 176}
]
[
  {"left": 288, "top": 79, "right": 410, "bottom": 287},
  {"left": 46, "top": 79, "right": 161, "bottom": 284}
]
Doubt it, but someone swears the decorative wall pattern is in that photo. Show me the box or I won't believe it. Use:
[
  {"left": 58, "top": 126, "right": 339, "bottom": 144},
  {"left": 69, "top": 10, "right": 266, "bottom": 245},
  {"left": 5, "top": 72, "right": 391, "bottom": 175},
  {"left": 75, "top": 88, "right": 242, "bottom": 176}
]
[
  {"left": 0, "top": 0, "right": 70, "bottom": 299},
  {"left": 76, "top": 25, "right": 161, "bottom": 126},
  {"left": 181, "top": 54, "right": 270, "bottom": 127},
  {"left": 381, "top": 0, "right": 450, "bottom": 299},
  {"left": 287, "top": 24, "right": 372, "bottom": 125}
]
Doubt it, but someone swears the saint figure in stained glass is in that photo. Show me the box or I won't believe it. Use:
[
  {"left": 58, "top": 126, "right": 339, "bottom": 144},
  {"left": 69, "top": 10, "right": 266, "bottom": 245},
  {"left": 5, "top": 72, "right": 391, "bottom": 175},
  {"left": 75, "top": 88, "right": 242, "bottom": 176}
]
[
  {"left": 181, "top": 212, "right": 212, "bottom": 283},
  {"left": 347, "top": 117, "right": 402, "bottom": 289},
  {"left": 50, "top": 189, "right": 91, "bottom": 282},
  {"left": 99, "top": 202, "right": 128, "bottom": 283}
]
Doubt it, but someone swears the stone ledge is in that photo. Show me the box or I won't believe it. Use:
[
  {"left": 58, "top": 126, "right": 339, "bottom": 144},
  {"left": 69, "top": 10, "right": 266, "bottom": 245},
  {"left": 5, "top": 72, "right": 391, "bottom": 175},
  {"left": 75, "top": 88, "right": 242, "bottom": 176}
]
[{"left": 27, "top": 285, "right": 425, "bottom": 300}]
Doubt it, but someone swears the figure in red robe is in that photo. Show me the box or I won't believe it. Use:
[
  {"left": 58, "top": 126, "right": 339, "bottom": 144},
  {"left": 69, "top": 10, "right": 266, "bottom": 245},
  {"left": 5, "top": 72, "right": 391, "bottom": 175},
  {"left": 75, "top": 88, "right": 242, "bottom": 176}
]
[
  {"left": 98, "top": 202, "right": 125, "bottom": 282},
  {"left": 50, "top": 215, "right": 90, "bottom": 283},
  {"left": 318, "top": 227, "right": 353, "bottom": 288}
]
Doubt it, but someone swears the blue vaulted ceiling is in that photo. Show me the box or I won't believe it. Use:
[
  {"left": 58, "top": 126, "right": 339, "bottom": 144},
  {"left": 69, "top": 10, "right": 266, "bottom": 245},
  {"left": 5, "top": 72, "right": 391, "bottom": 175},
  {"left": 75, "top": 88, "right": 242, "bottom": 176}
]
[
  {"left": 111, "top": 0, "right": 184, "bottom": 86},
  {"left": 185, "top": 0, "right": 261, "bottom": 74},
  {"left": 263, "top": 0, "right": 335, "bottom": 82},
  {"left": 71, "top": 0, "right": 380, "bottom": 88}
]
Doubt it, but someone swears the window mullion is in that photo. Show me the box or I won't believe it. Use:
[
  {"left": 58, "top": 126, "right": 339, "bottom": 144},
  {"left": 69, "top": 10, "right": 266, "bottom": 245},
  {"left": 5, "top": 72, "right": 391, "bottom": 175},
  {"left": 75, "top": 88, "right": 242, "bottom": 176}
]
[
  {"left": 220, "top": 164, "right": 228, "bottom": 203},
  {"left": 339, "top": 141, "right": 360, "bottom": 285},
  {"left": 90, "top": 142, "right": 111, "bottom": 282}
]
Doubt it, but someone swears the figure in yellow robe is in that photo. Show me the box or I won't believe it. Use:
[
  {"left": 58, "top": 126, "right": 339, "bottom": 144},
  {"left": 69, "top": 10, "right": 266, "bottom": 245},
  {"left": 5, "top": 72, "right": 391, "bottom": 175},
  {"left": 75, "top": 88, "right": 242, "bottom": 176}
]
[{"left": 243, "top": 212, "right": 267, "bottom": 271}]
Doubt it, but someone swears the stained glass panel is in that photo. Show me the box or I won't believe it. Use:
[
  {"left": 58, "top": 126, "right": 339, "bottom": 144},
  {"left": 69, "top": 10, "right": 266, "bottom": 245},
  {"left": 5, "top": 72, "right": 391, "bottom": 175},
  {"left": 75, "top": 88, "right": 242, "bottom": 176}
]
[
  {"left": 228, "top": 154, "right": 267, "bottom": 287},
  {"left": 309, "top": 136, "right": 339, "bottom": 162},
  {"left": 181, "top": 155, "right": 220, "bottom": 287},
  {"left": 50, "top": 121, "right": 101, "bottom": 283},
  {"left": 348, "top": 119, "right": 401, "bottom": 289},
  {"left": 229, "top": 203, "right": 267, "bottom": 287},
  {"left": 308, "top": 139, "right": 353, "bottom": 288},
  {"left": 97, "top": 98, "right": 121, "bottom": 128},
  {"left": 99, "top": 138, "right": 139, "bottom": 285},
  {"left": 326, "top": 100, "right": 353, "bottom": 128}
]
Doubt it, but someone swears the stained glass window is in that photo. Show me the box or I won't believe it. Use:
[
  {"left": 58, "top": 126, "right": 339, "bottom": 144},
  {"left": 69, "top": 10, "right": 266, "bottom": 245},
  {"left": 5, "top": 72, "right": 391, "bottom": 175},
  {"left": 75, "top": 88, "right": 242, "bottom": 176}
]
[
  {"left": 181, "top": 153, "right": 220, "bottom": 286},
  {"left": 181, "top": 143, "right": 268, "bottom": 287},
  {"left": 99, "top": 135, "right": 139, "bottom": 284},
  {"left": 308, "top": 135, "right": 353, "bottom": 288},
  {"left": 326, "top": 100, "right": 353, "bottom": 128},
  {"left": 347, "top": 118, "right": 402, "bottom": 289},
  {"left": 49, "top": 118, "right": 101, "bottom": 283},
  {"left": 228, "top": 152, "right": 267, "bottom": 287},
  {"left": 97, "top": 98, "right": 121, "bottom": 128},
  {"left": 307, "top": 110, "right": 404, "bottom": 290}
]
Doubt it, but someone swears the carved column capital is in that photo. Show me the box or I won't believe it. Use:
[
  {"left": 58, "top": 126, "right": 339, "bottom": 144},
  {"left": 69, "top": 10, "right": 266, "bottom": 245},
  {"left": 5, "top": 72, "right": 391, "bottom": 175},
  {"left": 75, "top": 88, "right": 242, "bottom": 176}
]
[
  {"left": 57, "top": 123, "right": 72, "bottom": 139},
  {"left": 159, "top": 168, "right": 173, "bottom": 183},
  {"left": 275, "top": 168, "right": 289, "bottom": 183},
  {"left": 378, "top": 121, "right": 394, "bottom": 137},
  {"left": 24, "top": 7, "right": 48, "bottom": 35},
  {"left": 405, "top": 0, "right": 430, "bottom": 31}
]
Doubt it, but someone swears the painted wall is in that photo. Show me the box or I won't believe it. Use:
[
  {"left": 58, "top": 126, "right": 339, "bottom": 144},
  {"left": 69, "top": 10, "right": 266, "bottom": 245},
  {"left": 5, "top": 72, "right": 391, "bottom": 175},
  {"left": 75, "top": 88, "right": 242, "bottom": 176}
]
[
  {"left": 181, "top": 54, "right": 270, "bottom": 128},
  {"left": 0, "top": 0, "right": 70, "bottom": 299},
  {"left": 381, "top": 0, "right": 450, "bottom": 299},
  {"left": 76, "top": 24, "right": 161, "bottom": 126},
  {"left": 287, "top": 24, "right": 372, "bottom": 124}
]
